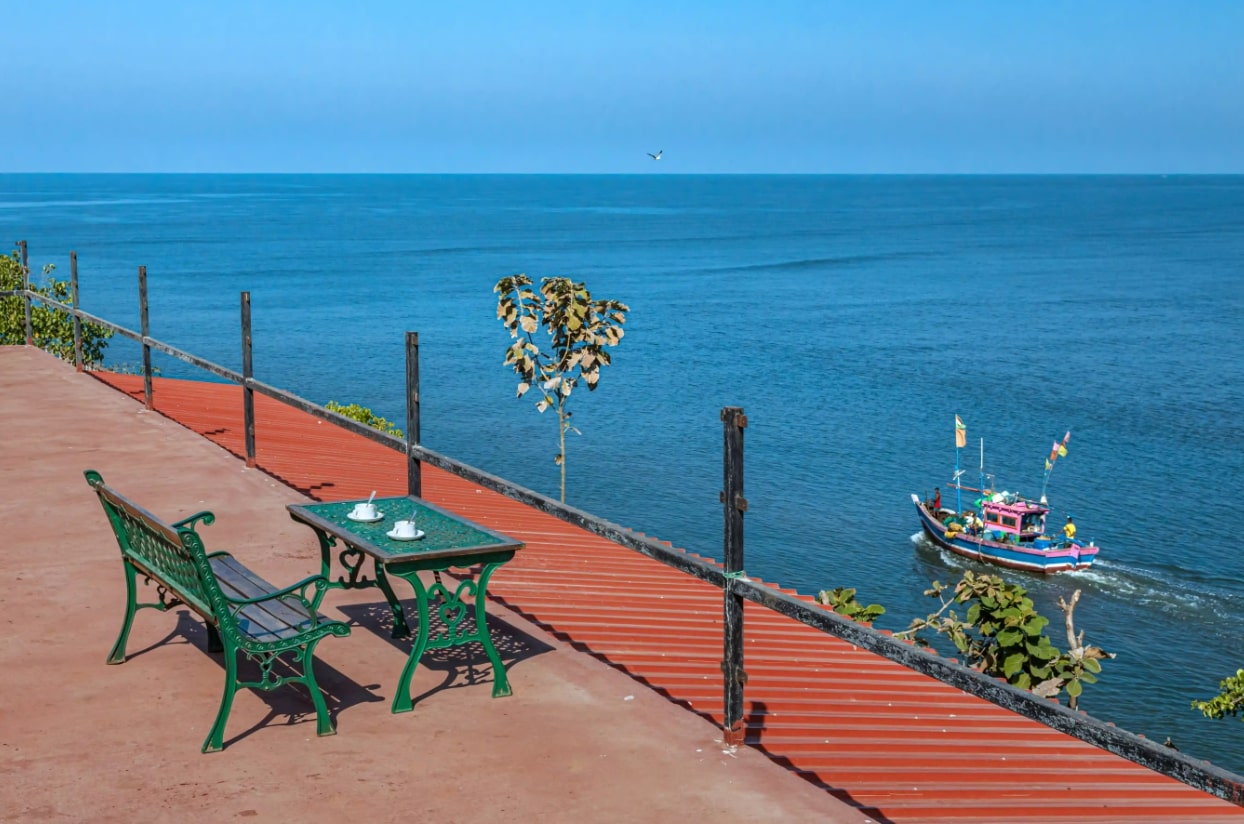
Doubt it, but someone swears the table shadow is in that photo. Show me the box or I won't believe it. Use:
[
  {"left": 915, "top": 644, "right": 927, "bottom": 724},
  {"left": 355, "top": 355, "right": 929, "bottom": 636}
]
[{"left": 336, "top": 589, "right": 552, "bottom": 705}]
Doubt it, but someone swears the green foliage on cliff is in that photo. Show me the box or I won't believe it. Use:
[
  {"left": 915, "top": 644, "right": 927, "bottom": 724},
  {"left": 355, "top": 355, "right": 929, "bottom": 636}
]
[{"left": 1, "top": 250, "right": 112, "bottom": 365}]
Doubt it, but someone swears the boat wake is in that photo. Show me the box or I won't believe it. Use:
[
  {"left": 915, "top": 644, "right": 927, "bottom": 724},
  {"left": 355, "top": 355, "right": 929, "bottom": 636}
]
[
  {"left": 1067, "top": 558, "right": 1244, "bottom": 616},
  {"left": 911, "top": 531, "right": 1244, "bottom": 627}
]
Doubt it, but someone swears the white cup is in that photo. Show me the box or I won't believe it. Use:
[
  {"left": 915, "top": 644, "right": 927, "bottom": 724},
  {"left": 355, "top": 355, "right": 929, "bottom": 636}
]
[
  {"left": 393, "top": 519, "right": 417, "bottom": 538},
  {"left": 352, "top": 502, "right": 377, "bottom": 520}
]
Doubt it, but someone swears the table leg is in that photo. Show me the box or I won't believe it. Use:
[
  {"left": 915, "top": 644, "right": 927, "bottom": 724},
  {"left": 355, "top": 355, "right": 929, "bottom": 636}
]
[
  {"left": 373, "top": 559, "right": 410, "bottom": 639},
  {"left": 311, "top": 529, "right": 335, "bottom": 610},
  {"left": 472, "top": 561, "right": 511, "bottom": 698},
  {"left": 391, "top": 570, "right": 432, "bottom": 714},
  {"left": 311, "top": 527, "right": 373, "bottom": 593},
  {"left": 386, "top": 552, "right": 514, "bottom": 713}
]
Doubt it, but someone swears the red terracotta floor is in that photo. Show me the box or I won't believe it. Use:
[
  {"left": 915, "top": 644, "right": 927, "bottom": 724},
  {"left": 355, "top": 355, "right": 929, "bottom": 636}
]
[{"left": 93, "top": 371, "right": 1244, "bottom": 823}]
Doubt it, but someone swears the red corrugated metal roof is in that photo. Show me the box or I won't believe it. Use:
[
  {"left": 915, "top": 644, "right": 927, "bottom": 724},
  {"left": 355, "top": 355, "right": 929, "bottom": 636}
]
[{"left": 93, "top": 372, "right": 1244, "bottom": 822}]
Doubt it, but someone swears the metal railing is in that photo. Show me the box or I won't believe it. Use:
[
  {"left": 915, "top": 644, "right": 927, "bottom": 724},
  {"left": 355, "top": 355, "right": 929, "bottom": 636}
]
[{"left": 7, "top": 243, "right": 1244, "bottom": 805}]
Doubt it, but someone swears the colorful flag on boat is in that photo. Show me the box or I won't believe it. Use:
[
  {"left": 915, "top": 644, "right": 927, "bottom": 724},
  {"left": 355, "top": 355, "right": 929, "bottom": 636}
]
[
  {"left": 955, "top": 415, "right": 966, "bottom": 448},
  {"left": 1046, "top": 432, "right": 1071, "bottom": 470}
]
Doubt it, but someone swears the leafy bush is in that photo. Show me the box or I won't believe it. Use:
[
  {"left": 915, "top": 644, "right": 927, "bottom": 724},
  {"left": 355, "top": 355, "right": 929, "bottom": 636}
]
[
  {"left": 897, "top": 571, "right": 1111, "bottom": 708},
  {"left": 324, "top": 401, "right": 403, "bottom": 437},
  {"left": 816, "top": 586, "right": 886, "bottom": 624},
  {"left": 1, "top": 251, "right": 112, "bottom": 365},
  {"left": 1192, "top": 669, "right": 1244, "bottom": 721}
]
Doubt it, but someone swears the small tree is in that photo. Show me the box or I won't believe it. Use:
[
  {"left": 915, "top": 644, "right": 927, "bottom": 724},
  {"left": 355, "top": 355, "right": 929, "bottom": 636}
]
[
  {"left": 495, "top": 274, "right": 629, "bottom": 502},
  {"left": 1, "top": 250, "right": 112, "bottom": 365}
]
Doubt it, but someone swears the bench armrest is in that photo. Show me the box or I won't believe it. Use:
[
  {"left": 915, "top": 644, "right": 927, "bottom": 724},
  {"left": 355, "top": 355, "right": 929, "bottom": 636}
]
[
  {"left": 223, "top": 573, "right": 327, "bottom": 609},
  {"left": 172, "top": 511, "right": 216, "bottom": 531}
]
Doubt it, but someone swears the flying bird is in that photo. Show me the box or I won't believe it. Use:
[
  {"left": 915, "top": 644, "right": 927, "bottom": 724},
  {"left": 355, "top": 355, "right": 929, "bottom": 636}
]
[{"left": 647, "top": 150, "right": 663, "bottom": 160}]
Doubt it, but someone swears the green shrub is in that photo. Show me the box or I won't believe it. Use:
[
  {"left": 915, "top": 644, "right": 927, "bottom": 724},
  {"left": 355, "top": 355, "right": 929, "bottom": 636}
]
[{"left": 324, "top": 401, "right": 403, "bottom": 437}]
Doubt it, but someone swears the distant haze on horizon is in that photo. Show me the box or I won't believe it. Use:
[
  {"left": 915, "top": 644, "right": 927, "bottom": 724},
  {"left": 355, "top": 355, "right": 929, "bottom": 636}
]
[{"left": 5, "top": 1, "right": 1242, "bottom": 174}]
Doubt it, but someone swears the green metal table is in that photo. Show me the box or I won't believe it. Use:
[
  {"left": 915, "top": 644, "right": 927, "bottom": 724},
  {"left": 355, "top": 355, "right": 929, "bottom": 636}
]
[{"left": 287, "top": 495, "right": 523, "bottom": 713}]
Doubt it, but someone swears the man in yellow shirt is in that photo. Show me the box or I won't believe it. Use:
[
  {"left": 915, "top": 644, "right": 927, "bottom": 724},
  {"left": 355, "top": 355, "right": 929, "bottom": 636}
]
[{"left": 1062, "top": 516, "right": 1077, "bottom": 543}]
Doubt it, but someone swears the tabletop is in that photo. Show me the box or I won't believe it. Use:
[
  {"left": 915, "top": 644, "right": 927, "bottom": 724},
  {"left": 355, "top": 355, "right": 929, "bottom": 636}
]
[{"left": 287, "top": 495, "right": 523, "bottom": 564}]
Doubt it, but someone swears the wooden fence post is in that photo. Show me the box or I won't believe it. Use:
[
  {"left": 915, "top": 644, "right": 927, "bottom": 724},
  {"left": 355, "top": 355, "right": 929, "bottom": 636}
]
[
  {"left": 406, "top": 331, "right": 422, "bottom": 497},
  {"left": 70, "top": 252, "right": 82, "bottom": 371},
  {"left": 18, "top": 240, "right": 32, "bottom": 346},
  {"left": 721, "top": 405, "right": 748, "bottom": 745},
  {"left": 241, "top": 291, "right": 256, "bottom": 468},
  {"left": 138, "top": 265, "right": 152, "bottom": 410}
]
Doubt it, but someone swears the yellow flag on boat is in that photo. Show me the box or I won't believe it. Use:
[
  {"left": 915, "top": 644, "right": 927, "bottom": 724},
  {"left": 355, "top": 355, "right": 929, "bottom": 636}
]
[
  {"left": 955, "top": 415, "right": 967, "bottom": 448},
  {"left": 1045, "top": 458, "right": 1053, "bottom": 471},
  {"left": 1058, "top": 443, "right": 1068, "bottom": 457}
]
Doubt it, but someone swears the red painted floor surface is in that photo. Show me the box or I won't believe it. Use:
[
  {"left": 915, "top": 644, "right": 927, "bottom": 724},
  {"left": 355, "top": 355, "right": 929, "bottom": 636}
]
[{"left": 94, "top": 372, "right": 1244, "bottom": 823}]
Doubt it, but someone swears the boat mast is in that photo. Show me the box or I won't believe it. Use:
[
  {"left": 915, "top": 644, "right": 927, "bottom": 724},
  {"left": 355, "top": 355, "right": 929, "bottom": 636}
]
[
  {"left": 1040, "top": 431, "right": 1071, "bottom": 504},
  {"left": 979, "top": 437, "right": 985, "bottom": 499},
  {"left": 954, "top": 415, "right": 965, "bottom": 513},
  {"left": 954, "top": 444, "right": 961, "bottom": 513}
]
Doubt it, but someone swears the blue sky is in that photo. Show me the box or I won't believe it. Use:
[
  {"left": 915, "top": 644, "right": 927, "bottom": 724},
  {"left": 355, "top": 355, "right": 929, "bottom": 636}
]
[{"left": 4, "top": 1, "right": 1241, "bottom": 173}]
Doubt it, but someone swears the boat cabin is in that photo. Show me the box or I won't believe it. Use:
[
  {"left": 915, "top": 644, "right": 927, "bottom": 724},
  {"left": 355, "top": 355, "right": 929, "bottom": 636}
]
[{"left": 980, "top": 495, "right": 1048, "bottom": 543}]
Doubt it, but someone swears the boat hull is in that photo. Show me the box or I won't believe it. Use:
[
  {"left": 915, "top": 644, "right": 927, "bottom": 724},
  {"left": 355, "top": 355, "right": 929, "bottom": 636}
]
[{"left": 911, "top": 495, "right": 1098, "bottom": 574}]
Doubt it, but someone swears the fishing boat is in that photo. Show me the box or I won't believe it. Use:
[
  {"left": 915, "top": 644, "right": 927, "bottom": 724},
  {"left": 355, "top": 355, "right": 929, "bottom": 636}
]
[{"left": 911, "top": 419, "right": 1100, "bottom": 574}]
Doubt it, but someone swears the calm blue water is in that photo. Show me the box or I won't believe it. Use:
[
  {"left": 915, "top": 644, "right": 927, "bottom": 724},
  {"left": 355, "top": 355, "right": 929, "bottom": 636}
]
[{"left": 5, "top": 173, "right": 1244, "bottom": 770}]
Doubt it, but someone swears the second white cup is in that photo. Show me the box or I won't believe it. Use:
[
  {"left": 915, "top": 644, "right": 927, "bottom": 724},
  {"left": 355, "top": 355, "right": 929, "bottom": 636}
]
[{"left": 394, "top": 519, "right": 417, "bottom": 538}]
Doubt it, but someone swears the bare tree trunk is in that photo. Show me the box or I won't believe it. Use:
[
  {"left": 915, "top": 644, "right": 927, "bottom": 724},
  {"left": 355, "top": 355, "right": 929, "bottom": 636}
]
[
  {"left": 1059, "top": 590, "right": 1082, "bottom": 710},
  {"left": 557, "top": 401, "right": 567, "bottom": 502}
]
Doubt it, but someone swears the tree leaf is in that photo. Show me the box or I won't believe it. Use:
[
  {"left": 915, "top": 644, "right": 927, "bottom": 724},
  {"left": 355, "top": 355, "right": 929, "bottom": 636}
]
[{"left": 996, "top": 628, "right": 1023, "bottom": 647}]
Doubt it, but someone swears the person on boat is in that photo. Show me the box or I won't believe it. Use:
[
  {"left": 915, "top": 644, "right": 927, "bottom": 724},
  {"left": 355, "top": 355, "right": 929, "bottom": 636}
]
[
  {"left": 963, "top": 511, "right": 981, "bottom": 535},
  {"left": 1062, "top": 516, "right": 1077, "bottom": 544},
  {"left": 932, "top": 487, "right": 941, "bottom": 512}
]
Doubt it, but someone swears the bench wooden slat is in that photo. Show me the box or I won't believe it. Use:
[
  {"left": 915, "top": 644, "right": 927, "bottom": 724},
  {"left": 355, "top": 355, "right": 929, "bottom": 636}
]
[{"left": 210, "top": 556, "right": 316, "bottom": 643}]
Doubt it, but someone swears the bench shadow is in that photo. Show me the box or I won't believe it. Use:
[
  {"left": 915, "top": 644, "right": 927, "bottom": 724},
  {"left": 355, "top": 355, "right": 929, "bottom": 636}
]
[
  {"left": 335, "top": 586, "right": 552, "bottom": 706},
  {"left": 126, "top": 610, "right": 384, "bottom": 749}
]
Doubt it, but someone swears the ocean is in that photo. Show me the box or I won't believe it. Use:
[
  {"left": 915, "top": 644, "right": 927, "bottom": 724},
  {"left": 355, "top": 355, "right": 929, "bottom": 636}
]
[{"left": 4, "top": 173, "right": 1243, "bottom": 770}]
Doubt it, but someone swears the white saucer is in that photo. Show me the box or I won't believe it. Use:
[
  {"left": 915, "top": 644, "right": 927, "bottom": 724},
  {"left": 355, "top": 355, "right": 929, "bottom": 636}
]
[
  {"left": 386, "top": 528, "right": 426, "bottom": 542},
  {"left": 347, "top": 511, "right": 384, "bottom": 523}
]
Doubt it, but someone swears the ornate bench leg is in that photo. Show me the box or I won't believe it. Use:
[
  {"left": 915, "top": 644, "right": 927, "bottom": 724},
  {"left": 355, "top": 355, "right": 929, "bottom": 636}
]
[
  {"left": 107, "top": 561, "right": 139, "bottom": 664},
  {"left": 202, "top": 644, "right": 239, "bottom": 754},
  {"left": 300, "top": 641, "right": 336, "bottom": 737}
]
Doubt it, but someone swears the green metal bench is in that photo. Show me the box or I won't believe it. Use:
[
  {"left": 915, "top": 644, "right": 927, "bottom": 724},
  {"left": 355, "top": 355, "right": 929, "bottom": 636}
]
[{"left": 85, "top": 470, "right": 351, "bottom": 753}]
